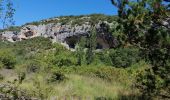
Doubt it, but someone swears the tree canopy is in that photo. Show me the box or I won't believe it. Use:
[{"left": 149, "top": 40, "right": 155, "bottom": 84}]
[{"left": 111, "top": 0, "right": 170, "bottom": 98}]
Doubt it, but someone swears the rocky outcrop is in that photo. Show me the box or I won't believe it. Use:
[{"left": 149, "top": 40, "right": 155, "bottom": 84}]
[
  {"left": 17, "top": 23, "right": 93, "bottom": 43},
  {"left": 0, "top": 16, "right": 118, "bottom": 49}
]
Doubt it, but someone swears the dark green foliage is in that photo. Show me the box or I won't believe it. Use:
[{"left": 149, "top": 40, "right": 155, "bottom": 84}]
[
  {"left": 55, "top": 58, "right": 74, "bottom": 67},
  {"left": 0, "top": 74, "right": 4, "bottom": 80},
  {"left": 76, "top": 37, "right": 86, "bottom": 65},
  {"left": 111, "top": 0, "right": 170, "bottom": 98},
  {"left": 109, "top": 47, "right": 140, "bottom": 68},
  {"left": 48, "top": 71, "right": 66, "bottom": 83},
  {"left": 75, "top": 28, "right": 99, "bottom": 65},
  {"left": 57, "top": 66, "right": 131, "bottom": 83},
  {"left": 0, "top": 49, "right": 16, "bottom": 69},
  {"left": 26, "top": 61, "right": 41, "bottom": 73},
  {"left": 95, "top": 97, "right": 113, "bottom": 100},
  {"left": 51, "top": 44, "right": 76, "bottom": 67},
  {"left": 0, "top": 40, "right": 13, "bottom": 48},
  {"left": 89, "top": 14, "right": 110, "bottom": 25},
  {"left": 96, "top": 51, "right": 112, "bottom": 66},
  {"left": 136, "top": 68, "right": 160, "bottom": 98},
  {"left": 85, "top": 28, "right": 97, "bottom": 65},
  {"left": 18, "top": 72, "right": 26, "bottom": 84},
  {"left": 15, "top": 37, "right": 52, "bottom": 51}
]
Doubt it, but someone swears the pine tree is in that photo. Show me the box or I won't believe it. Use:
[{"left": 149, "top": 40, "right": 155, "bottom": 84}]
[
  {"left": 76, "top": 37, "right": 86, "bottom": 65},
  {"left": 86, "top": 27, "right": 97, "bottom": 65},
  {"left": 111, "top": 0, "right": 170, "bottom": 98}
]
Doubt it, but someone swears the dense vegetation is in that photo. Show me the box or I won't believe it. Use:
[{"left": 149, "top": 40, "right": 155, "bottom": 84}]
[
  {"left": 0, "top": 0, "right": 169, "bottom": 99},
  {"left": 111, "top": 0, "right": 170, "bottom": 99},
  {"left": 0, "top": 37, "right": 148, "bottom": 99}
]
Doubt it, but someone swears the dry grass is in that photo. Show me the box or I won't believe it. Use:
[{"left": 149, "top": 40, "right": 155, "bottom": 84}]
[
  {"left": 0, "top": 65, "right": 141, "bottom": 100},
  {"left": 16, "top": 74, "right": 136, "bottom": 100}
]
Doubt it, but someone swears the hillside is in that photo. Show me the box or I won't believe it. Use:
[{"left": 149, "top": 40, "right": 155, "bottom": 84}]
[
  {"left": 0, "top": 36, "right": 148, "bottom": 99},
  {"left": 0, "top": 11, "right": 169, "bottom": 99},
  {"left": 0, "top": 14, "right": 150, "bottom": 99},
  {"left": 0, "top": 14, "right": 118, "bottom": 50}
]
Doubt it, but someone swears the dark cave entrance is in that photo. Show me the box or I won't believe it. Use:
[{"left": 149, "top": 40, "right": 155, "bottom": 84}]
[
  {"left": 96, "top": 43, "right": 103, "bottom": 49},
  {"left": 64, "top": 34, "right": 114, "bottom": 50},
  {"left": 65, "top": 36, "right": 79, "bottom": 49}
]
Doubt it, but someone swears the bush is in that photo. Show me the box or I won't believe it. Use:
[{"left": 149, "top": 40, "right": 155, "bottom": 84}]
[
  {"left": 57, "top": 59, "right": 74, "bottom": 67},
  {"left": 0, "top": 74, "right": 4, "bottom": 80},
  {"left": 50, "top": 45, "right": 76, "bottom": 67},
  {"left": 51, "top": 57, "right": 75, "bottom": 67},
  {"left": 0, "top": 49, "right": 16, "bottom": 69},
  {"left": 0, "top": 62, "right": 3, "bottom": 69},
  {"left": 0, "top": 41, "right": 13, "bottom": 48},
  {"left": 15, "top": 37, "right": 52, "bottom": 51},
  {"left": 57, "top": 66, "right": 131, "bottom": 83},
  {"left": 109, "top": 47, "right": 141, "bottom": 68},
  {"left": 26, "top": 61, "right": 41, "bottom": 73},
  {"left": 18, "top": 72, "right": 26, "bottom": 84},
  {"left": 97, "top": 51, "right": 112, "bottom": 66},
  {"left": 47, "top": 71, "right": 66, "bottom": 83},
  {"left": 135, "top": 67, "right": 166, "bottom": 98}
]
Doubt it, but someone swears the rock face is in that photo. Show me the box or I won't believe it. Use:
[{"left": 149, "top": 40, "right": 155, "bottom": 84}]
[{"left": 0, "top": 16, "right": 118, "bottom": 49}]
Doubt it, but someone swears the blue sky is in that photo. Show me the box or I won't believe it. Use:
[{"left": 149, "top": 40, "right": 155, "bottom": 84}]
[{"left": 13, "top": 0, "right": 117, "bottom": 26}]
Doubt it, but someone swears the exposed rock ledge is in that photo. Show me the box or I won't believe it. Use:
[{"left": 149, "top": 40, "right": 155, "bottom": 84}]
[{"left": 0, "top": 21, "right": 118, "bottom": 49}]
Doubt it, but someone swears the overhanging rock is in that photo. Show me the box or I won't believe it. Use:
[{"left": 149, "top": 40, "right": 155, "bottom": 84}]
[{"left": 0, "top": 21, "right": 118, "bottom": 49}]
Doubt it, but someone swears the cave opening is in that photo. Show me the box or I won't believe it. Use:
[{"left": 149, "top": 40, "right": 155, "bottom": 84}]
[
  {"left": 65, "top": 36, "right": 79, "bottom": 49},
  {"left": 65, "top": 35, "right": 113, "bottom": 50},
  {"left": 96, "top": 43, "right": 103, "bottom": 49}
]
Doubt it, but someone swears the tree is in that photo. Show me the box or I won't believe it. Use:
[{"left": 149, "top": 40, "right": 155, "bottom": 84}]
[
  {"left": 0, "top": 0, "right": 15, "bottom": 29},
  {"left": 86, "top": 27, "right": 97, "bottom": 65},
  {"left": 76, "top": 37, "right": 86, "bottom": 65},
  {"left": 111, "top": 0, "right": 170, "bottom": 98},
  {"left": 76, "top": 27, "right": 97, "bottom": 65}
]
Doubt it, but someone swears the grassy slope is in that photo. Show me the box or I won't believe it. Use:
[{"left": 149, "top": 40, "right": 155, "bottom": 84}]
[
  {"left": 0, "top": 37, "right": 147, "bottom": 99},
  {"left": 1, "top": 67, "right": 140, "bottom": 99}
]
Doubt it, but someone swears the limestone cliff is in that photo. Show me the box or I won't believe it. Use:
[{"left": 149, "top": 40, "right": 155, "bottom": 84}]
[{"left": 0, "top": 14, "right": 118, "bottom": 49}]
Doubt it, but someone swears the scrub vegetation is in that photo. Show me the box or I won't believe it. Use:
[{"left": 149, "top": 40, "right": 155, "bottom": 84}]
[{"left": 0, "top": 0, "right": 170, "bottom": 100}]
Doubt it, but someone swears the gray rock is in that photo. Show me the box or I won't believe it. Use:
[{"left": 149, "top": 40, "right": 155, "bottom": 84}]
[{"left": 0, "top": 20, "right": 118, "bottom": 49}]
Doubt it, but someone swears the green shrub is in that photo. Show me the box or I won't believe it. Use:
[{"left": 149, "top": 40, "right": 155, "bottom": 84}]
[
  {"left": 57, "top": 59, "right": 74, "bottom": 67},
  {"left": 18, "top": 72, "right": 26, "bottom": 84},
  {"left": 50, "top": 44, "right": 77, "bottom": 67},
  {"left": 57, "top": 66, "right": 131, "bottom": 83},
  {"left": 0, "top": 74, "right": 4, "bottom": 80},
  {"left": 15, "top": 37, "right": 52, "bottom": 51},
  {"left": 47, "top": 71, "right": 66, "bottom": 83},
  {"left": 97, "top": 51, "right": 112, "bottom": 66},
  {"left": 26, "top": 61, "right": 41, "bottom": 73},
  {"left": 0, "top": 49, "right": 16, "bottom": 69},
  {"left": 109, "top": 47, "right": 141, "bottom": 68},
  {"left": 51, "top": 56, "right": 75, "bottom": 67},
  {"left": 0, "top": 62, "right": 3, "bottom": 69},
  {"left": 135, "top": 67, "right": 165, "bottom": 98},
  {"left": 0, "top": 40, "right": 13, "bottom": 48}
]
